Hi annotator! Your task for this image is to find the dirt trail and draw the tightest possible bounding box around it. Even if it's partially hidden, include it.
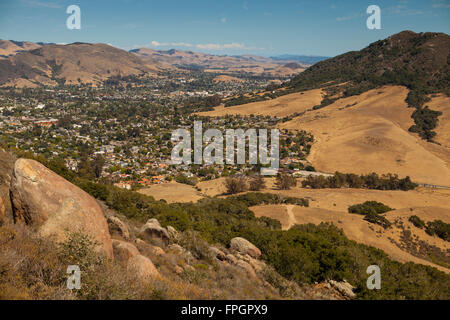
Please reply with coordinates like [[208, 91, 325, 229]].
[[285, 205, 296, 229]]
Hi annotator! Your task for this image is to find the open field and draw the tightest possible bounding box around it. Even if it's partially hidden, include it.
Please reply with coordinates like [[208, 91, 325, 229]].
[[213, 75, 244, 83], [138, 181, 203, 203], [197, 88, 323, 118]]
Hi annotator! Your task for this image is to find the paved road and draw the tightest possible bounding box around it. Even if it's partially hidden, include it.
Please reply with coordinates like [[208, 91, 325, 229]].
[[417, 183, 450, 190]]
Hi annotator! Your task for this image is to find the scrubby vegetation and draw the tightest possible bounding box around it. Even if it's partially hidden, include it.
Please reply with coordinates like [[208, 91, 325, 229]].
[[74, 180, 448, 299], [249, 174, 266, 191], [302, 172, 417, 191], [224, 176, 248, 194], [175, 174, 198, 186], [362, 212, 392, 229], [409, 216, 450, 242], [424, 220, 450, 242], [4, 153, 449, 299], [0, 225, 301, 300], [348, 201, 393, 229], [409, 106, 443, 140], [348, 201, 393, 215], [409, 215, 426, 229], [275, 172, 297, 190]]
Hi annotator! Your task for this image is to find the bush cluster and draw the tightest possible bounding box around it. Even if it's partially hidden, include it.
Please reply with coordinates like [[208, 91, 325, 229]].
[[302, 172, 417, 191]]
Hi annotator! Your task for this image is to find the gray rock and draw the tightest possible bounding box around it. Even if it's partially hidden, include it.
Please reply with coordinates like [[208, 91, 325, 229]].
[[328, 280, 356, 298], [139, 218, 169, 244], [107, 216, 130, 240], [230, 237, 261, 258]]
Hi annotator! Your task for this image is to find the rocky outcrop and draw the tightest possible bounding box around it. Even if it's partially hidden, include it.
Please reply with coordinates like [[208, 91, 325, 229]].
[[112, 239, 140, 265], [209, 247, 226, 261], [139, 218, 170, 244], [167, 226, 179, 240], [127, 254, 161, 280], [112, 239, 161, 280], [9, 158, 113, 259], [230, 237, 261, 258], [107, 216, 130, 240], [168, 244, 194, 264], [0, 148, 15, 225], [326, 280, 356, 299], [0, 197, 6, 226]]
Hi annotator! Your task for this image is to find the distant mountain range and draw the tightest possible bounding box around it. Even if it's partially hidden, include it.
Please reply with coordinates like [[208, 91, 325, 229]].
[[270, 54, 330, 65], [0, 40, 309, 87]]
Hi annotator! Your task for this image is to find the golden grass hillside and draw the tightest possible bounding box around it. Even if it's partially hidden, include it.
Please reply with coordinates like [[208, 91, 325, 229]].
[[198, 88, 323, 118], [251, 203, 450, 273], [248, 184, 450, 273], [279, 86, 450, 186], [138, 181, 203, 203]]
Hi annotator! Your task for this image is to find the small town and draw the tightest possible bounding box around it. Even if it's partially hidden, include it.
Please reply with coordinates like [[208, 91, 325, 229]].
[[0, 71, 313, 191]]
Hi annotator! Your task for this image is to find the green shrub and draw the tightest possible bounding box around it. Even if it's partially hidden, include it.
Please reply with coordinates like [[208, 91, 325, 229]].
[[425, 220, 450, 242], [348, 201, 393, 215], [409, 215, 426, 229], [363, 212, 392, 229]]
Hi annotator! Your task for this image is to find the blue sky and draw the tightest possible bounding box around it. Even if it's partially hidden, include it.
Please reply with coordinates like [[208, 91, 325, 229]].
[[0, 0, 449, 56]]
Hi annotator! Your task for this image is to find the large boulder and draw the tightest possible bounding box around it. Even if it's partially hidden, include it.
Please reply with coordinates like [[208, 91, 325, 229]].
[[0, 197, 6, 226], [230, 237, 261, 259], [112, 239, 140, 265], [107, 216, 130, 240], [139, 218, 170, 244], [0, 149, 15, 225], [10, 158, 113, 258], [127, 254, 161, 280]]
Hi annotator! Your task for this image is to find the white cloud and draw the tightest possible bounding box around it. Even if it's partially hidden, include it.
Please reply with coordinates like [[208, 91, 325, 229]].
[[171, 42, 193, 47], [134, 41, 262, 52], [21, 0, 62, 9], [151, 41, 169, 47], [196, 43, 245, 50]]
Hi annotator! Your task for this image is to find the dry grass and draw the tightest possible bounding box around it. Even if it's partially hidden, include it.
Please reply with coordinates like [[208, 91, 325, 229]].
[[138, 182, 203, 203], [279, 86, 450, 185], [250, 187, 450, 274], [197, 88, 323, 118]]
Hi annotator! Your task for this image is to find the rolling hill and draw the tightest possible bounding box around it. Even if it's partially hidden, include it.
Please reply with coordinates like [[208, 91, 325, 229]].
[[130, 47, 306, 77], [0, 40, 44, 58], [0, 41, 308, 87], [0, 42, 165, 87], [273, 31, 449, 141], [200, 31, 450, 186], [286, 31, 449, 94]]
